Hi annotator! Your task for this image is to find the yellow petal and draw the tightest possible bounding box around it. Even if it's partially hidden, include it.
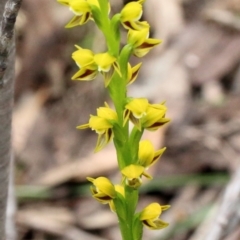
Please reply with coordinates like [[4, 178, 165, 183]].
[[114, 184, 125, 197], [76, 123, 89, 129], [72, 48, 95, 68], [140, 203, 162, 220], [133, 38, 162, 58], [121, 2, 142, 22], [89, 116, 113, 131], [143, 219, 169, 230], [92, 177, 115, 198], [138, 140, 155, 167], [122, 20, 149, 31], [141, 103, 170, 130], [71, 67, 98, 80], [57, 0, 70, 6], [65, 16, 84, 28], [94, 128, 113, 152], [121, 164, 145, 179], [125, 98, 148, 119], [127, 62, 142, 85], [97, 107, 118, 121], [87, 176, 116, 202], [69, 0, 91, 15], [151, 147, 166, 167], [94, 53, 116, 72], [127, 28, 149, 47], [87, 0, 99, 8]]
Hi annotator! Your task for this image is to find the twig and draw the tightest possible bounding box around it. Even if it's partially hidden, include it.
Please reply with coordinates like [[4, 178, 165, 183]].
[[204, 9, 240, 31], [0, 0, 22, 88], [204, 166, 240, 240]]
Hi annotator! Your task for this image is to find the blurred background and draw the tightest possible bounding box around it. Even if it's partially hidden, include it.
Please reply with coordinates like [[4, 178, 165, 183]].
[[12, 0, 240, 239]]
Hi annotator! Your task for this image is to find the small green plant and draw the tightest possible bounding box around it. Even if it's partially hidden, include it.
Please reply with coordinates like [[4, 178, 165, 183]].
[[57, 0, 171, 239]]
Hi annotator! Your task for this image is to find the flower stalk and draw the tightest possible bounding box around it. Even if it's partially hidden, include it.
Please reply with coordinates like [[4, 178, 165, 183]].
[[57, 0, 171, 239]]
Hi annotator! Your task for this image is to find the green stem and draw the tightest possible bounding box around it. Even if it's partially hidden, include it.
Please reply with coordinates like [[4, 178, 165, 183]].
[[96, 3, 141, 239]]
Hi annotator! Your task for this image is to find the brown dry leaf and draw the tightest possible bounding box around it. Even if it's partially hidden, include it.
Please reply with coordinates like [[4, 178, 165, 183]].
[[17, 206, 105, 240], [13, 89, 49, 155], [35, 145, 118, 186], [144, 0, 184, 44]]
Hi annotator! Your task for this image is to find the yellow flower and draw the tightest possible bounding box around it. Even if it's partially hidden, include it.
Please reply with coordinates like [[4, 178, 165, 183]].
[[57, 0, 96, 28], [77, 103, 118, 152], [94, 52, 121, 86], [72, 46, 98, 80], [72, 46, 95, 68], [127, 62, 142, 85], [141, 103, 170, 131], [137, 140, 166, 178], [127, 28, 162, 57], [124, 100, 170, 131], [121, 164, 145, 188], [140, 203, 170, 230], [72, 47, 120, 86], [87, 176, 116, 204], [138, 140, 166, 168], [120, 1, 149, 30], [123, 98, 148, 129]]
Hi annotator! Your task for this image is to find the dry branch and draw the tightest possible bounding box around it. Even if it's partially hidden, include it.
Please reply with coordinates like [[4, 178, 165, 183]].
[[204, 166, 240, 240], [0, 0, 22, 239], [0, 0, 22, 87]]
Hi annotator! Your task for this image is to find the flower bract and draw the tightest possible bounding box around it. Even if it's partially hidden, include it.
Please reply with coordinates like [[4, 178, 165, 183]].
[[87, 176, 116, 204], [140, 203, 170, 230]]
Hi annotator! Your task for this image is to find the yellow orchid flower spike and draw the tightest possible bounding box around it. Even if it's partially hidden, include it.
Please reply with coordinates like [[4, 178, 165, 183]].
[[127, 28, 162, 57], [58, 0, 171, 237], [87, 176, 116, 204]]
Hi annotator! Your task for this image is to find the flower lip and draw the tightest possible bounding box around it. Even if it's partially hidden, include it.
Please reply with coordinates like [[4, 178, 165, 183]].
[[121, 164, 145, 179], [94, 53, 116, 71]]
